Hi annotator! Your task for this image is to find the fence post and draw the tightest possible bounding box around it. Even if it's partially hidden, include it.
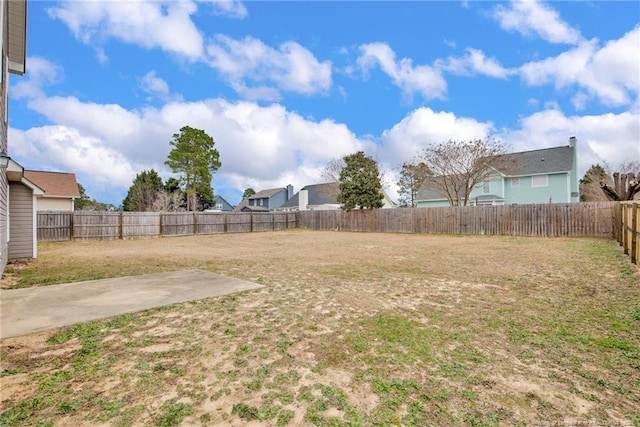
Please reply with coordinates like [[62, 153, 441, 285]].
[[631, 203, 638, 264], [193, 212, 197, 235], [622, 204, 629, 255], [250, 213, 254, 232], [223, 213, 228, 233], [119, 212, 124, 239], [70, 211, 75, 241]]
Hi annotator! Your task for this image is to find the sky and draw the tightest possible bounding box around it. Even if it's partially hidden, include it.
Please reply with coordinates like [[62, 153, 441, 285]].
[[7, 0, 640, 207]]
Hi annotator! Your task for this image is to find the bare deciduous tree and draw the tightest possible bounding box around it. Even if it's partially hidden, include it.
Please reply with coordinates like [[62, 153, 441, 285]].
[[419, 138, 510, 206], [321, 158, 346, 182], [152, 190, 186, 212], [397, 161, 431, 207]]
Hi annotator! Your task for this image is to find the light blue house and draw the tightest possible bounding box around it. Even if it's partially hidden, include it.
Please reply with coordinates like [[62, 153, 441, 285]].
[[417, 137, 579, 207]]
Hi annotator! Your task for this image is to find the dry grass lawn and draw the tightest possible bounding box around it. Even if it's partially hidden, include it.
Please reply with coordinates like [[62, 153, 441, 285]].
[[1, 230, 639, 426]]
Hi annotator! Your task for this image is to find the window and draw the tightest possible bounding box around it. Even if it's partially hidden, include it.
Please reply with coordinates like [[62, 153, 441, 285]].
[[511, 178, 520, 188], [482, 181, 490, 194], [532, 175, 548, 187]]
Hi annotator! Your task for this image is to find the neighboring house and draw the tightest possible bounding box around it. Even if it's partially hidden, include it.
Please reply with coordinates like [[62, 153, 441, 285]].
[[208, 195, 234, 212], [1, 0, 33, 271], [23, 170, 80, 211], [278, 182, 396, 211], [232, 185, 293, 212], [417, 137, 579, 207]]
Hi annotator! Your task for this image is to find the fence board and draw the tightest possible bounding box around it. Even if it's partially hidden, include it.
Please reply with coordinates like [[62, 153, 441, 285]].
[[194, 213, 226, 235], [122, 212, 161, 239], [619, 202, 639, 265], [73, 212, 121, 240], [37, 211, 71, 241], [37, 203, 620, 244], [298, 202, 616, 238]]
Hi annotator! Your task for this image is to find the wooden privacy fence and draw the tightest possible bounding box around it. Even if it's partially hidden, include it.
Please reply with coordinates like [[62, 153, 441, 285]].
[[38, 202, 618, 241], [37, 211, 298, 241], [618, 202, 639, 265], [298, 202, 617, 238]]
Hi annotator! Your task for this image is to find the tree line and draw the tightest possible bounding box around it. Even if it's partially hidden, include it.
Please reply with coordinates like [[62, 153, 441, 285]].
[[76, 130, 638, 212], [73, 126, 221, 212], [331, 138, 510, 211]]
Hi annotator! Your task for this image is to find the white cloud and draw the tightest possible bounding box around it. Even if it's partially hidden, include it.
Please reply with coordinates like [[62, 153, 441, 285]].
[[498, 109, 640, 177], [379, 107, 495, 168], [12, 94, 367, 205], [357, 42, 447, 101], [436, 48, 514, 79], [11, 57, 63, 99], [12, 89, 639, 206], [206, 35, 333, 100], [47, 2, 332, 102], [520, 26, 640, 107], [140, 70, 184, 102], [493, 0, 583, 45], [9, 126, 139, 188], [48, 1, 204, 60], [204, 0, 248, 19]]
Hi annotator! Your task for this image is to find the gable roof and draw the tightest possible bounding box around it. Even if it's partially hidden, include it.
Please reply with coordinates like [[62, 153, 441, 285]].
[[491, 145, 574, 176], [279, 182, 340, 209], [23, 170, 80, 198], [213, 195, 234, 209], [248, 187, 287, 200], [416, 177, 453, 201], [232, 187, 287, 212], [417, 144, 576, 201]]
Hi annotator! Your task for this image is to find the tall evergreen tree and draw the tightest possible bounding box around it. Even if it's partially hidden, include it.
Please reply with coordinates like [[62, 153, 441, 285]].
[[337, 151, 384, 211], [165, 126, 221, 211], [122, 169, 164, 211], [242, 188, 256, 199], [74, 183, 92, 211]]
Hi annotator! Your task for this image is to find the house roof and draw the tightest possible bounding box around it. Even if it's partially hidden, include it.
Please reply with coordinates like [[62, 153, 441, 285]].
[[241, 205, 270, 212], [248, 187, 286, 200], [491, 145, 574, 176], [416, 177, 462, 201], [23, 170, 80, 198], [417, 144, 575, 201], [279, 182, 340, 209], [213, 195, 234, 208], [233, 187, 288, 212], [7, 0, 27, 75]]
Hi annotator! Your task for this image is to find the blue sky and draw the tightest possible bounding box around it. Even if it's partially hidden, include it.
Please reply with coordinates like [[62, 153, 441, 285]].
[[8, 0, 640, 206]]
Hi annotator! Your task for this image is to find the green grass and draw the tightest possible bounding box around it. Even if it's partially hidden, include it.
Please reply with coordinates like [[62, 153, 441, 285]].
[[1, 232, 639, 425]]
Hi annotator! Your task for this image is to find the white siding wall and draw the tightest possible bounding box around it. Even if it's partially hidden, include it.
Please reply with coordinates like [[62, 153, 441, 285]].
[[8, 182, 33, 259]]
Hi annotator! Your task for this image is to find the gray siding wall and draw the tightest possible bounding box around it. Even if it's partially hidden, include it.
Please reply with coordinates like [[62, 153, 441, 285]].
[[269, 191, 288, 210], [8, 182, 33, 260]]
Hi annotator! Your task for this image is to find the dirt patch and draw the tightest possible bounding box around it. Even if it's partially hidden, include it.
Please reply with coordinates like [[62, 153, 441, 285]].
[[1, 231, 638, 426]]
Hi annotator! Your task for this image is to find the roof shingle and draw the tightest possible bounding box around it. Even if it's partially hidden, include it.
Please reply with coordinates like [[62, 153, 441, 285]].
[[23, 170, 80, 198]]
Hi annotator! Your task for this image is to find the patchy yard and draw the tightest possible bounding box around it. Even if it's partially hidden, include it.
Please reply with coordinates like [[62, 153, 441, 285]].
[[1, 230, 639, 426]]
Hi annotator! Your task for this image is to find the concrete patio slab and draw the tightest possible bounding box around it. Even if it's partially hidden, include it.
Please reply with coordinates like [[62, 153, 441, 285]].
[[0, 269, 263, 339]]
